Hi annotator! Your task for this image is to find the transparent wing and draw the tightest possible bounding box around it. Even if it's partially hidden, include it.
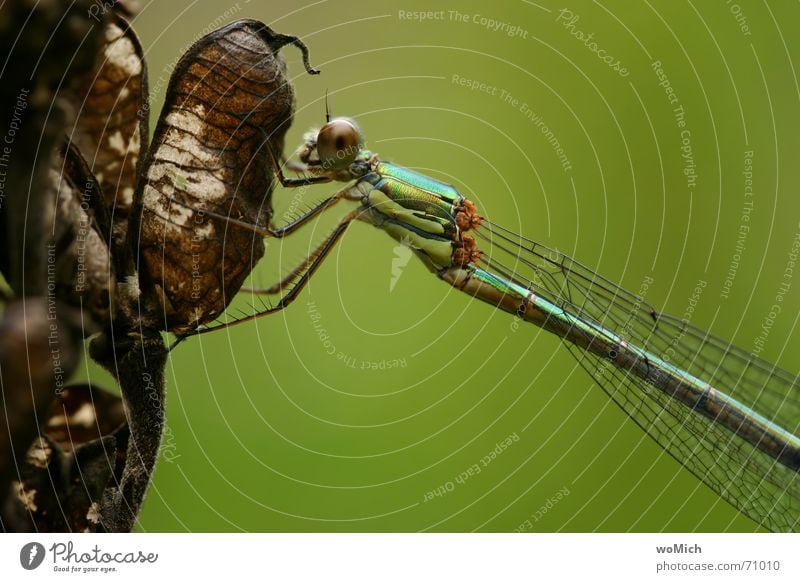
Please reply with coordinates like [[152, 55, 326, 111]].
[[477, 222, 800, 531]]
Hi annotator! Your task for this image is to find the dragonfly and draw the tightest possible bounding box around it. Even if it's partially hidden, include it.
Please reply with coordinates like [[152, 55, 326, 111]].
[[173, 114, 800, 532]]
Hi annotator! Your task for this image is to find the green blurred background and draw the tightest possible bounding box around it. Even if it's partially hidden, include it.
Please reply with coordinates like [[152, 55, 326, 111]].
[[79, 0, 800, 531]]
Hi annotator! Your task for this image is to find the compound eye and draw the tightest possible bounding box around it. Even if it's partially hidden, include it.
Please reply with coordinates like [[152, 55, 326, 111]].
[[317, 118, 362, 170]]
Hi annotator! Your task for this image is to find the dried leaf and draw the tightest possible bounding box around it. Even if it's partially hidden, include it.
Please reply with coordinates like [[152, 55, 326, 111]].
[[51, 145, 115, 328], [70, 12, 148, 220], [44, 384, 126, 451], [4, 384, 126, 532], [138, 19, 306, 333]]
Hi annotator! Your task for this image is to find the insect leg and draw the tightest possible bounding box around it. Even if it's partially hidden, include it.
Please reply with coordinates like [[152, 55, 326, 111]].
[[268, 140, 329, 188], [165, 181, 358, 239], [173, 208, 362, 342]]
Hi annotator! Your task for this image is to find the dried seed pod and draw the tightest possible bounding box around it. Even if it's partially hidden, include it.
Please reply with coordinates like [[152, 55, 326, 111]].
[[137, 19, 315, 334], [0, 0, 104, 295], [5, 384, 127, 532], [0, 0, 106, 532], [49, 146, 115, 328], [0, 297, 85, 495], [44, 383, 126, 449], [69, 11, 148, 222]]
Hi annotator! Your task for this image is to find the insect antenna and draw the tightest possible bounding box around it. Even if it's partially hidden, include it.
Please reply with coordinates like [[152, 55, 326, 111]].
[[325, 89, 331, 123]]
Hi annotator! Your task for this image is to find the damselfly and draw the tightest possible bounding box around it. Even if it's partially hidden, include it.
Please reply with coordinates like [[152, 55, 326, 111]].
[[175, 115, 800, 532]]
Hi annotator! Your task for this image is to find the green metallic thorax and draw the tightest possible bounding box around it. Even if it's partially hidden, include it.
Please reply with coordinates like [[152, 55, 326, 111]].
[[372, 161, 463, 205], [364, 161, 463, 234], [355, 160, 465, 271]]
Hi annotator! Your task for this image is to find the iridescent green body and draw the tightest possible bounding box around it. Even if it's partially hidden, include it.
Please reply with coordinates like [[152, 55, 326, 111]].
[[351, 159, 464, 271], [178, 113, 799, 529], [196, 113, 798, 531], [440, 265, 800, 472], [353, 158, 799, 476], [370, 160, 463, 209], [331, 150, 800, 528]]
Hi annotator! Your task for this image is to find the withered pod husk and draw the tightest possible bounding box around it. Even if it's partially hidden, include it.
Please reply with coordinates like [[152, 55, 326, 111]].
[[137, 19, 302, 334], [69, 11, 148, 224], [7, 384, 127, 532]]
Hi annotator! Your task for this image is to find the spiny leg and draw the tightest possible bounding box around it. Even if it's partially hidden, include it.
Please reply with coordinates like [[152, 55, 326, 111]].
[[240, 221, 335, 295], [270, 191, 347, 237], [263, 144, 347, 235], [268, 138, 329, 188], [166, 182, 356, 239], [222, 189, 357, 293], [174, 208, 363, 344], [240, 260, 307, 296]]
